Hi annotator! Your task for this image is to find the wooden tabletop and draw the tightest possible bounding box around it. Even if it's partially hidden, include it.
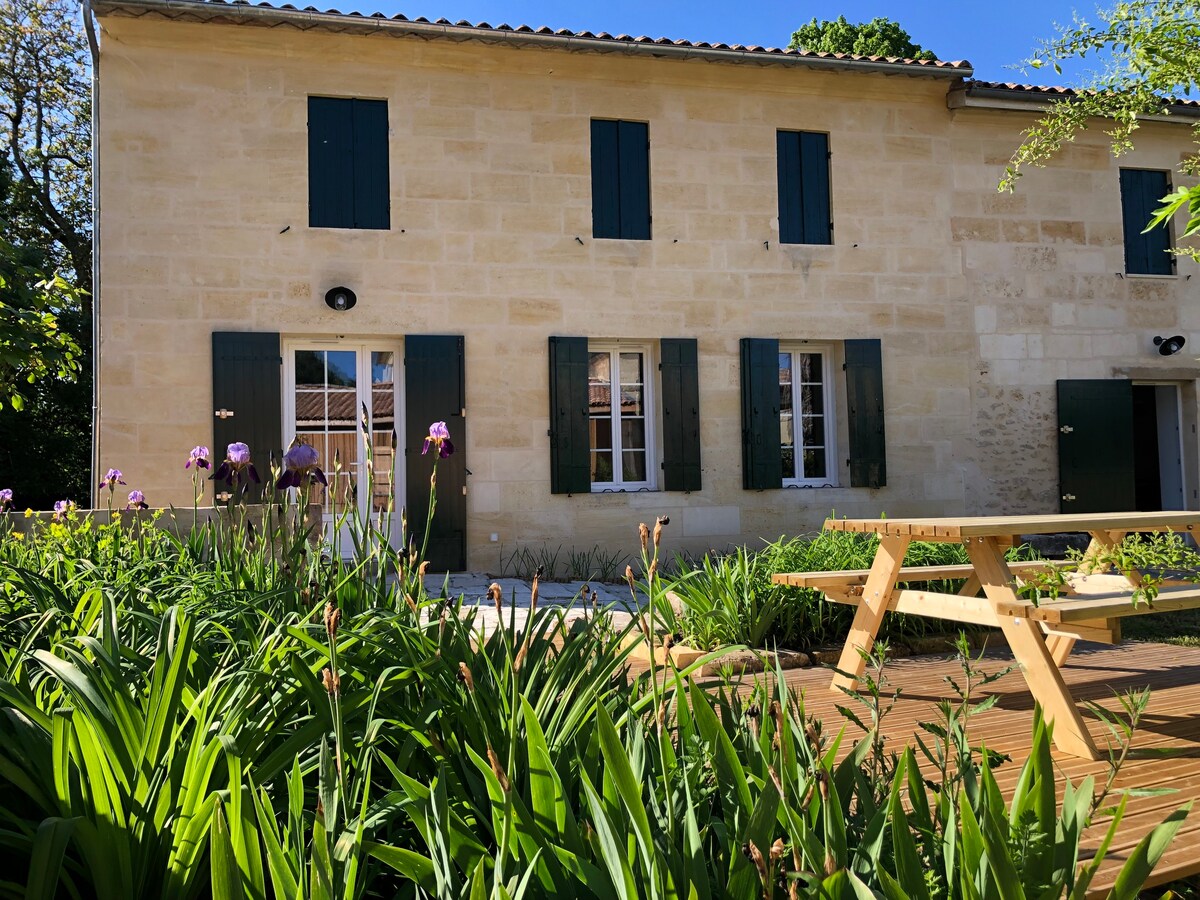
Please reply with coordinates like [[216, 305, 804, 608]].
[[823, 511, 1200, 540]]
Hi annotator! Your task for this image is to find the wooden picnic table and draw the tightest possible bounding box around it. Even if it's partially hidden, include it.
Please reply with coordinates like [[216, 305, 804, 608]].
[[771, 511, 1200, 759]]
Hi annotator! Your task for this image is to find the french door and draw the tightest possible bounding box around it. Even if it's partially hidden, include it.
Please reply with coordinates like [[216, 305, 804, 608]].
[[284, 341, 403, 546]]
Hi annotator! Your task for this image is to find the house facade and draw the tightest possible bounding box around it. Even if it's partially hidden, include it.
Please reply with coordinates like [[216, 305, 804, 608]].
[[91, 0, 1200, 570]]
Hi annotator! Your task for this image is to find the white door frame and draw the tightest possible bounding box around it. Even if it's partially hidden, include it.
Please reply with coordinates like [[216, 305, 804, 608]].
[[282, 338, 405, 546]]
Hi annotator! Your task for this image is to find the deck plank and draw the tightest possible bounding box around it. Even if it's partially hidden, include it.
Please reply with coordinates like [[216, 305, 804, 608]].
[[635, 641, 1200, 896]]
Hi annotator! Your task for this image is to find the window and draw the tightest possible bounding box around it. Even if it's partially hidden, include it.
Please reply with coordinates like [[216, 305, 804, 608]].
[[779, 345, 837, 485], [590, 119, 651, 240], [1120, 169, 1174, 275], [588, 344, 654, 489], [777, 130, 832, 245], [308, 96, 390, 230], [741, 338, 886, 490], [548, 337, 700, 494]]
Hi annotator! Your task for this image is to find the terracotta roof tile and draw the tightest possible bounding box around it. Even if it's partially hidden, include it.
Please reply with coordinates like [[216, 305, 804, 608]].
[[92, 0, 973, 73], [968, 80, 1200, 110]]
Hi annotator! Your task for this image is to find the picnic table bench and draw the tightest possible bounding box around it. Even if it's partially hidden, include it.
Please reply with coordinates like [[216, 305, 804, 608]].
[[771, 512, 1200, 759]]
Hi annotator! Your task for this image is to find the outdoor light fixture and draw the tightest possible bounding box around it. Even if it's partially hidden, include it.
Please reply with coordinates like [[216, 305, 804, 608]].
[[324, 286, 357, 312], [1154, 335, 1187, 356]]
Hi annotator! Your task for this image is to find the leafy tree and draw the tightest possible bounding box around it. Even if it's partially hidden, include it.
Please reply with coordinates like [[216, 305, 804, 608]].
[[0, 234, 81, 410], [0, 0, 91, 505], [0, 0, 92, 284], [788, 16, 937, 61], [1001, 0, 1199, 260]]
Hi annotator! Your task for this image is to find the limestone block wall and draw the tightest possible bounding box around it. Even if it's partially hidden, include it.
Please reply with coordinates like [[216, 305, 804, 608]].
[[95, 15, 1199, 569]]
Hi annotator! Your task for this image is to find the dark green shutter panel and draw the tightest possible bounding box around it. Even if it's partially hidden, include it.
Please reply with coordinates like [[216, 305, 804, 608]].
[[844, 339, 886, 488], [1120, 169, 1172, 275], [799, 131, 832, 245], [660, 338, 701, 492], [740, 338, 782, 490], [212, 331, 282, 503], [777, 131, 802, 244], [590, 120, 621, 239], [351, 99, 390, 230], [308, 97, 355, 229], [548, 336, 590, 494], [405, 335, 466, 571], [617, 120, 651, 240], [1057, 380, 1135, 513]]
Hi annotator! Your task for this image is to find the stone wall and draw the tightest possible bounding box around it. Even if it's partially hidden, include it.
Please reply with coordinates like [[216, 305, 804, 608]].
[[95, 15, 1200, 569]]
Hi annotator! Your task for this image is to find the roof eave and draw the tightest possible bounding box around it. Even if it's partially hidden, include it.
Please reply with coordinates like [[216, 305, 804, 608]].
[[90, 0, 974, 79], [949, 82, 1200, 122]]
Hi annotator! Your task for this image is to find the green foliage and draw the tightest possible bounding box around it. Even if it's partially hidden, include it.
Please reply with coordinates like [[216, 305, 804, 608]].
[[0, 438, 1188, 896], [1001, 0, 1200, 261], [0, 236, 82, 410], [788, 15, 937, 61], [498, 542, 630, 584], [664, 528, 1042, 650]]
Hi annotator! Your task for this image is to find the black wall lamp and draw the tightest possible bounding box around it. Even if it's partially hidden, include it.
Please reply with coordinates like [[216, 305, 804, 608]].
[[324, 286, 357, 312], [1154, 334, 1186, 356]]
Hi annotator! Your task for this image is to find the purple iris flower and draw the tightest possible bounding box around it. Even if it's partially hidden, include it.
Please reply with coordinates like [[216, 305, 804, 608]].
[[212, 441, 261, 487], [52, 500, 76, 522], [0, 488, 11, 510], [100, 468, 126, 492], [126, 490, 149, 510], [276, 443, 328, 490], [186, 446, 211, 470], [422, 421, 455, 458]]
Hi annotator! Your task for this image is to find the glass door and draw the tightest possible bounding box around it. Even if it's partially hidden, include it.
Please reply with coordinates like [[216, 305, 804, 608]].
[[285, 342, 402, 548]]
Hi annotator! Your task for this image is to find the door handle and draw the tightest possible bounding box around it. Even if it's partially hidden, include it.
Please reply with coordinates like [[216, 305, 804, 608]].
[[215, 408, 235, 419], [1059, 425, 1073, 434], [1061, 493, 1076, 502]]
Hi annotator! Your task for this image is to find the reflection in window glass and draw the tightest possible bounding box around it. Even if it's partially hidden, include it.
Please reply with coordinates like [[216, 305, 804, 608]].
[[589, 347, 649, 487], [779, 349, 830, 483]]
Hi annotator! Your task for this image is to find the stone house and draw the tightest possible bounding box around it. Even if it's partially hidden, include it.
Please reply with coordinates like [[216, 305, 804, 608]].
[[89, 0, 1200, 570]]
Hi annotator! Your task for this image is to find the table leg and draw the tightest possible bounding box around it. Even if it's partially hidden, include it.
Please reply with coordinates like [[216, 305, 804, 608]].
[[966, 536, 1100, 760], [1045, 633, 1076, 667], [831, 535, 910, 692]]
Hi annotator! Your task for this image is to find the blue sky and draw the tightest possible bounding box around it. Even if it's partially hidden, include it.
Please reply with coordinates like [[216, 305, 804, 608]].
[[361, 0, 1106, 84]]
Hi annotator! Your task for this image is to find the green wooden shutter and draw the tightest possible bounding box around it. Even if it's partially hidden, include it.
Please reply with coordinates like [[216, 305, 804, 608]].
[[799, 132, 832, 245], [405, 335, 466, 571], [660, 338, 701, 492], [308, 97, 355, 229], [777, 131, 802, 244], [1057, 380, 1135, 513], [617, 120, 651, 240], [351, 99, 390, 230], [1120, 169, 1172, 275], [740, 338, 782, 490], [211, 331, 282, 503], [844, 339, 886, 488], [548, 336, 590, 494], [590, 120, 621, 239]]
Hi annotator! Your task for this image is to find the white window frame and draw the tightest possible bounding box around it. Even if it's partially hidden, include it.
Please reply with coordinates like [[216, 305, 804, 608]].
[[587, 340, 657, 492], [780, 342, 839, 488], [282, 338, 405, 544]]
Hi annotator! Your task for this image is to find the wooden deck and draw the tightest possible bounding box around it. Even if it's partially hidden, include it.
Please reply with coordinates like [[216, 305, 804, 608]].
[[695, 641, 1200, 895]]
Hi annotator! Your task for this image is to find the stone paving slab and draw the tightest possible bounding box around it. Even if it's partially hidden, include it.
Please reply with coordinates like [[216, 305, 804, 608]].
[[423, 573, 648, 610]]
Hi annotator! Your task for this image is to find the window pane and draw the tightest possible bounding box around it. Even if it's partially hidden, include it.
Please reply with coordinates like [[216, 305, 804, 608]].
[[326, 351, 357, 387], [621, 418, 646, 451], [619, 352, 643, 386], [622, 450, 647, 482], [798, 352, 822, 385], [803, 449, 827, 480], [620, 385, 643, 418], [591, 451, 614, 483], [781, 447, 796, 481], [800, 383, 823, 415], [802, 414, 825, 447], [589, 351, 610, 384], [589, 417, 612, 451]]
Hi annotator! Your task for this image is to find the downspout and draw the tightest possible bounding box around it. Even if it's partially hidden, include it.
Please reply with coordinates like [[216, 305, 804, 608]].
[[82, 0, 100, 509]]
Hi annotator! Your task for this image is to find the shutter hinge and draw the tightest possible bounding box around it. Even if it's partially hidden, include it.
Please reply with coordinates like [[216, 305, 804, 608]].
[[462, 486, 467, 496], [461, 407, 466, 418], [826, 150, 832, 159], [215, 408, 235, 419], [1059, 425, 1074, 434]]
